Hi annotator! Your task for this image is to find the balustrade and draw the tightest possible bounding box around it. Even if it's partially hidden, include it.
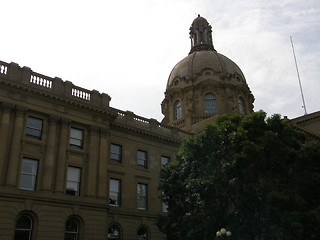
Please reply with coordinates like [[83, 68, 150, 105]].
[[0, 62, 8, 75], [0, 60, 110, 108], [71, 87, 91, 100], [30, 74, 52, 88], [114, 110, 189, 139]]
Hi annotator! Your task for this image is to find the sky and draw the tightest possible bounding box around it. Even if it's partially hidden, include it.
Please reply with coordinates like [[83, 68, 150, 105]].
[[1, 0, 319, 121]]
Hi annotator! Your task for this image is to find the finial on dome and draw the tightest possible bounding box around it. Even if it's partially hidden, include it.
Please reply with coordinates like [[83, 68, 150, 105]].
[[189, 15, 215, 54]]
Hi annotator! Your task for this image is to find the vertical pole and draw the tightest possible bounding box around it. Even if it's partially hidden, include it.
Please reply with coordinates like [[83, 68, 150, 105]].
[[290, 36, 307, 115]]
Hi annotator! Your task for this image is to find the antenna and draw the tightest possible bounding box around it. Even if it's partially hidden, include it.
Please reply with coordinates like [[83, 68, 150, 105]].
[[290, 36, 307, 115]]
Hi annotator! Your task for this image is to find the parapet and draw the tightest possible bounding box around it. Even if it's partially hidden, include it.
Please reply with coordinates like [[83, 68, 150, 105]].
[[0, 60, 111, 108]]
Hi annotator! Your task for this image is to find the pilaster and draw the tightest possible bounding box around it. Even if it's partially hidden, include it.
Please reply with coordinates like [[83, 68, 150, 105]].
[[41, 115, 58, 191], [54, 119, 69, 193], [5, 106, 26, 187], [0, 103, 14, 185], [97, 127, 109, 198], [85, 125, 99, 197]]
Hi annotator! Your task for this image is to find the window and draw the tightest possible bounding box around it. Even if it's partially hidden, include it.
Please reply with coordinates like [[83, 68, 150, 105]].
[[204, 93, 217, 113], [137, 183, 148, 210], [14, 215, 33, 240], [137, 150, 147, 168], [69, 128, 83, 149], [66, 167, 81, 196], [109, 179, 121, 206], [174, 100, 182, 120], [137, 227, 148, 240], [238, 97, 246, 115], [161, 156, 170, 166], [26, 116, 43, 140], [108, 225, 121, 240], [110, 144, 122, 162], [65, 218, 80, 240], [162, 192, 168, 213], [19, 158, 38, 191]]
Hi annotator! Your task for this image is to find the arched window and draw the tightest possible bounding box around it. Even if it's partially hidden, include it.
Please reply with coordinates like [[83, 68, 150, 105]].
[[204, 93, 217, 114], [137, 227, 148, 240], [238, 97, 246, 115], [14, 215, 33, 240], [173, 100, 182, 120], [65, 218, 80, 240], [108, 225, 121, 240]]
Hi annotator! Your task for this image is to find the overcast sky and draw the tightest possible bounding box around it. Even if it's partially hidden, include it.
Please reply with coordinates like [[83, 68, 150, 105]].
[[1, 0, 319, 121]]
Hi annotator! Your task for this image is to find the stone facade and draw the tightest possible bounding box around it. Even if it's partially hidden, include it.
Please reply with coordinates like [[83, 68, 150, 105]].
[[0, 60, 189, 240]]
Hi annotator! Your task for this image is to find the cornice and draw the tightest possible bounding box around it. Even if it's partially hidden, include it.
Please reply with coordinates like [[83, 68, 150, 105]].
[[110, 121, 186, 145]]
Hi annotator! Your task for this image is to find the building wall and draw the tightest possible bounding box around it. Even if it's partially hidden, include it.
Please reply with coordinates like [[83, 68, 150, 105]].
[[0, 60, 189, 240], [287, 111, 320, 138]]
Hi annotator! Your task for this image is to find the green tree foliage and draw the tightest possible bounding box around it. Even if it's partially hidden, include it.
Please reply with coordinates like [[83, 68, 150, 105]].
[[158, 111, 320, 240]]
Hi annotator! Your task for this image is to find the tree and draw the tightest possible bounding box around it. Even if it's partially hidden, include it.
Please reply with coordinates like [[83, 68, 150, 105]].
[[158, 111, 320, 240]]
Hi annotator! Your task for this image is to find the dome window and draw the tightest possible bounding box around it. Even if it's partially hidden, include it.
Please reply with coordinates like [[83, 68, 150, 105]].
[[238, 97, 246, 115], [174, 100, 182, 120], [204, 93, 217, 114]]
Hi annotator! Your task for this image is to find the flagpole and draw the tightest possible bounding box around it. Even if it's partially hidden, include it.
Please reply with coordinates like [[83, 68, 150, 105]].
[[290, 36, 307, 115]]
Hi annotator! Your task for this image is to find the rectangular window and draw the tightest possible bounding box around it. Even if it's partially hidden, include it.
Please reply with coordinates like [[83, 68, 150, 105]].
[[110, 144, 122, 162], [161, 156, 170, 166], [137, 183, 148, 210], [66, 166, 81, 196], [26, 116, 43, 140], [162, 192, 169, 213], [109, 179, 121, 206], [19, 158, 38, 191], [69, 128, 83, 149], [137, 150, 147, 168]]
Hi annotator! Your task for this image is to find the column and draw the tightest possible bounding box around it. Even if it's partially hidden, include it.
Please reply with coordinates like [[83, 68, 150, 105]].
[[41, 115, 58, 191], [97, 127, 109, 198], [85, 126, 99, 197], [54, 119, 69, 193], [6, 106, 26, 187], [0, 103, 13, 185]]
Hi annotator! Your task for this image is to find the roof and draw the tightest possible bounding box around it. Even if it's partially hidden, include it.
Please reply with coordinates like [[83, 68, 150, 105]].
[[167, 50, 246, 88]]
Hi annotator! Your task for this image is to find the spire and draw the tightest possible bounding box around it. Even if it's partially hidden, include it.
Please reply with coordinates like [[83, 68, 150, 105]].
[[189, 14, 215, 54]]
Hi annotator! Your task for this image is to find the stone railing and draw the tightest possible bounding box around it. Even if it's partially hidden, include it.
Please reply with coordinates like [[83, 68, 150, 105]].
[[172, 118, 186, 129], [0, 60, 111, 108], [192, 114, 215, 125], [114, 109, 190, 139]]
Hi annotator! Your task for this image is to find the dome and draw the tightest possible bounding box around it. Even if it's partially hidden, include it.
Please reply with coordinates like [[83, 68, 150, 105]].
[[161, 15, 254, 133], [167, 50, 246, 89]]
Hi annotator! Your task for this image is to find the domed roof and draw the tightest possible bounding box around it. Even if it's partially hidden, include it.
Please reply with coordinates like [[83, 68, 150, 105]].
[[167, 50, 246, 88]]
